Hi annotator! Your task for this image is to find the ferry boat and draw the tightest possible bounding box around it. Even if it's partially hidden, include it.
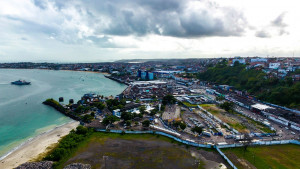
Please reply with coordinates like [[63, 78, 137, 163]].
[[11, 80, 31, 85]]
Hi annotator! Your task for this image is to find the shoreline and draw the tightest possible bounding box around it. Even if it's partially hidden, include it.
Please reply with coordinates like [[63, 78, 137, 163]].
[[0, 68, 110, 75], [0, 121, 79, 169]]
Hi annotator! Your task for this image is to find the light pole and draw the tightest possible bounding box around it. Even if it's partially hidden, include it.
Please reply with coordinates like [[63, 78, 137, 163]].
[[103, 156, 108, 169]]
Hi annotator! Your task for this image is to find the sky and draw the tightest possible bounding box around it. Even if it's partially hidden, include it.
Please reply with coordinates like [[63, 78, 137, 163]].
[[0, 0, 299, 62]]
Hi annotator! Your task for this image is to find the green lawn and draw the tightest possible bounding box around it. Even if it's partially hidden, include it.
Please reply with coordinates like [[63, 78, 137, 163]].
[[223, 144, 300, 169]]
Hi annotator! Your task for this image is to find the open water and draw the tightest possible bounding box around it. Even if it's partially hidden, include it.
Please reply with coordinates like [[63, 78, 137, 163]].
[[0, 69, 126, 158]]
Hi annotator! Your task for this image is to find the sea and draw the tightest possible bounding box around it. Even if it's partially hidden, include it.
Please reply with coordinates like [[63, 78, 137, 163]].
[[0, 69, 126, 159]]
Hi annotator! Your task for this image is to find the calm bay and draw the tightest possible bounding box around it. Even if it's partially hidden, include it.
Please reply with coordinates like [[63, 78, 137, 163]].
[[0, 69, 126, 158]]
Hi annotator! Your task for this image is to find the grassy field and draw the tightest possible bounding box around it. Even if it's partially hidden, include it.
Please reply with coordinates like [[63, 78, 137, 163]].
[[182, 101, 198, 107], [223, 144, 300, 169], [200, 104, 273, 133], [200, 104, 249, 133], [52, 132, 229, 169], [200, 104, 225, 115]]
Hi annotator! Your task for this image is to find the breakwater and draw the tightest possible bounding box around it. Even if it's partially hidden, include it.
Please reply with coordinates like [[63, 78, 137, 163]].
[[42, 99, 80, 121], [104, 75, 129, 85]]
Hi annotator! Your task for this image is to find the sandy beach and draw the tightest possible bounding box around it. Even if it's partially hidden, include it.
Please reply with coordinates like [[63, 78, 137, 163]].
[[0, 121, 79, 169]]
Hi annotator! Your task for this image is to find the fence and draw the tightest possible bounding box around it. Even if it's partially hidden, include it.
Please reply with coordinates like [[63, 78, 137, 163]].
[[215, 146, 238, 169], [95, 129, 212, 148], [216, 139, 300, 149], [95, 129, 300, 169]]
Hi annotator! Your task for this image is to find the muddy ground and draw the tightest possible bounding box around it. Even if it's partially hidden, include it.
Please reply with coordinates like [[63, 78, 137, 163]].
[[64, 134, 230, 169]]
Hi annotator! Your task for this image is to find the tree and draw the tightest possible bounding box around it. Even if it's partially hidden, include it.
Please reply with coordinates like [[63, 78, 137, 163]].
[[162, 95, 176, 105], [220, 101, 234, 112], [142, 120, 150, 127], [81, 114, 94, 123], [191, 126, 203, 135], [125, 120, 131, 126], [91, 112, 95, 117], [93, 102, 105, 110], [76, 125, 88, 135], [139, 106, 146, 114], [121, 112, 133, 121], [173, 121, 181, 129], [102, 115, 120, 126], [150, 109, 158, 116], [241, 133, 253, 155], [216, 96, 225, 101], [179, 122, 186, 130]]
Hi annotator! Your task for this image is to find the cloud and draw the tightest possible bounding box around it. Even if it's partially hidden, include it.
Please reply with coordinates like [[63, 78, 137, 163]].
[[33, 0, 47, 9], [272, 12, 287, 27], [0, 0, 298, 62], [21, 37, 28, 41], [27, 0, 247, 39], [93, 0, 248, 38], [272, 12, 289, 36], [255, 12, 289, 38], [255, 30, 271, 38]]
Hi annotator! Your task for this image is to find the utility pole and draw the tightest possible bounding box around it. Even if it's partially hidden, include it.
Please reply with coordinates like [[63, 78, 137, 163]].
[[103, 156, 108, 169]]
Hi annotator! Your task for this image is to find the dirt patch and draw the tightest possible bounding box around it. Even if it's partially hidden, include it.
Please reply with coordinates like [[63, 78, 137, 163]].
[[226, 152, 256, 169], [64, 135, 230, 169]]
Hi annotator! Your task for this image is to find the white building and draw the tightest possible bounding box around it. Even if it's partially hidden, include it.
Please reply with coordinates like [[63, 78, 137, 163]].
[[269, 62, 280, 69], [232, 58, 246, 65], [251, 58, 268, 63]]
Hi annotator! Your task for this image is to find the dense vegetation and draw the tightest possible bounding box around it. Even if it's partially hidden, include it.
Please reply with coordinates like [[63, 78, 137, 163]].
[[198, 62, 300, 109], [43, 99, 66, 113], [106, 98, 126, 111], [162, 95, 177, 105], [43, 126, 93, 168]]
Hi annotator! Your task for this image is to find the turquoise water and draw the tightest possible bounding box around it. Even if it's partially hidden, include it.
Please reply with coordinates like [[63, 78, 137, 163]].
[[0, 69, 126, 158]]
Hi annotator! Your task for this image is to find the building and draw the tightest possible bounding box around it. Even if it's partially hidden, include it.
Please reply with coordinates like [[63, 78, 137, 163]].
[[148, 72, 154, 80], [231, 57, 246, 66], [251, 58, 268, 63], [269, 62, 281, 69], [137, 70, 154, 80]]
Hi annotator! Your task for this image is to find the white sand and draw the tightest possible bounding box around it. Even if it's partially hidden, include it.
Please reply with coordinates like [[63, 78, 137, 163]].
[[0, 121, 79, 169]]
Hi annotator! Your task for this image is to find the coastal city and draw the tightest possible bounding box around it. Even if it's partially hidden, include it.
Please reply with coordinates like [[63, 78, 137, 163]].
[[1, 0, 300, 169], [1, 57, 300, 169], [2, 57, 300, 143]]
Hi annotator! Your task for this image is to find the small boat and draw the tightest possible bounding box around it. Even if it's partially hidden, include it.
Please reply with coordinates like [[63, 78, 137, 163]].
[[11, 80, 31, 85]]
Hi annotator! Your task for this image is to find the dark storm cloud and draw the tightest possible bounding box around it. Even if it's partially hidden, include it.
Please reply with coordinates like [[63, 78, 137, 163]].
[[113, 0, 245, 37], [48, 0, 248, 38]]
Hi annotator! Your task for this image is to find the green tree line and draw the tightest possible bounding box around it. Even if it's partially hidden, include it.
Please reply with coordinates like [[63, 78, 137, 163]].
[[198, 63, 300, 109]]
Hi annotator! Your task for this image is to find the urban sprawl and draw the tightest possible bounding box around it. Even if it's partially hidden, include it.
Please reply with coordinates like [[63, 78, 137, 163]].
[[2, 57, 300, 146]]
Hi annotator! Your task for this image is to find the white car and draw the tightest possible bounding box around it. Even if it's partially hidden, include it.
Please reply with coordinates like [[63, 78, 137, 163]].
[[291, 132, 296, 135]]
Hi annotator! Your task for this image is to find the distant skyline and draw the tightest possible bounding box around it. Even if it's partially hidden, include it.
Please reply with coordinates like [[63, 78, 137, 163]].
[[0, 0, 299, 62]]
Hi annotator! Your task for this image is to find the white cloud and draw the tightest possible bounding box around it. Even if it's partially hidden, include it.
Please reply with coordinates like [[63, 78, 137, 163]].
[[0, 0, 299, 62]]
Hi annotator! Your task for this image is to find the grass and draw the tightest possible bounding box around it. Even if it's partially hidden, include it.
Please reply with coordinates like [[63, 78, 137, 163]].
[[200, 104, 249, 132], [223, 144, 300, 169], [200, 104, 224, 115], [200, 104, 273, 133], [56, 132, 217, 169], [182, 101, 198, 107], [236, 113, 274, 133], [49, 132, 216, 169]]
